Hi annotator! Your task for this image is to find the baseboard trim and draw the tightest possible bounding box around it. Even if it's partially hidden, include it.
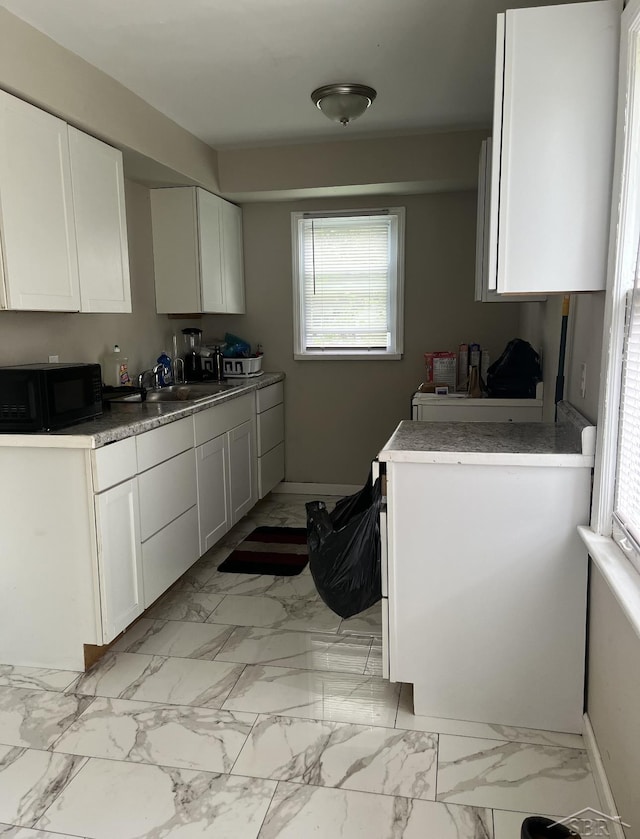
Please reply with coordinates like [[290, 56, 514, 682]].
[[271, 482, 360, 496], [583, 713, 626, 838]]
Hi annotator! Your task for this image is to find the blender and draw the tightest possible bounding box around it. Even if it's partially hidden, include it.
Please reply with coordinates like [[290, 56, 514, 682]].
[[181, 327, 204, 381]]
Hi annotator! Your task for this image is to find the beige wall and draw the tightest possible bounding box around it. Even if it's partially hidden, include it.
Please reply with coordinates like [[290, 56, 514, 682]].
[[218, 131, 486, 200], [587, 565, 640, 837], [0, 180, 183, 376], [0, 8, 219, 191], [566, 293, 606, 424], [204, 192, 521, 485], [518, 291, 605, 423]]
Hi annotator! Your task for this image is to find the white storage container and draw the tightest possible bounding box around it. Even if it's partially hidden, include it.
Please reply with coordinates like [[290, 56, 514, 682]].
[[223, 356, 263, 377]]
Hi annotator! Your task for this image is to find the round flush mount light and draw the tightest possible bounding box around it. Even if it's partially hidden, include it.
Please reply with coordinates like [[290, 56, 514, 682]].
[[311, 83, 377, 126]]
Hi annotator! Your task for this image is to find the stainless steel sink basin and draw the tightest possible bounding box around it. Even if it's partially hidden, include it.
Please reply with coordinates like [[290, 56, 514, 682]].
[[145, 383, 235, 402], [113, 383, 236, 403]]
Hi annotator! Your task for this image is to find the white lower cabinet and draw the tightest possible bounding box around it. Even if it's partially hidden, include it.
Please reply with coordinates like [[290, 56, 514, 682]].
[[194, 394, 257, 539], [229, 419, 257, 524], [137, 448, 198, 542], [142, 506, 199, 607], [0, 383, 282, 670], [136, 439, 198, 602], [382, 457, 591, 733], [256, 383, 285, 498], [196, 433, 230, 555], [94, 478, 143, 644]]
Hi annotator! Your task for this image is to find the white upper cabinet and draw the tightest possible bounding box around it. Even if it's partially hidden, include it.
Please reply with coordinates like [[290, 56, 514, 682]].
[[220, 199, 245, 314], [69, 127, 131, 313], [488, 1, 618, 295], [0, 90, 80, 311], [475, 138, 545, 302], [151, 186, 246, 314]]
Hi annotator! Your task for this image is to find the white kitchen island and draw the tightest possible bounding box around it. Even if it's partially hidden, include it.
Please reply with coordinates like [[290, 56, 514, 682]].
[[377, 401, 595, 734]]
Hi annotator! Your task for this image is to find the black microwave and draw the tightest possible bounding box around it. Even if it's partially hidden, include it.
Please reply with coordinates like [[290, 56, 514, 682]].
[[0, 363, 103, 432]]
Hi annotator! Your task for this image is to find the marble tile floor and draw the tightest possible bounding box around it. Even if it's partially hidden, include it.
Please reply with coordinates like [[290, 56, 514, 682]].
[[0, 493, 603, 838]]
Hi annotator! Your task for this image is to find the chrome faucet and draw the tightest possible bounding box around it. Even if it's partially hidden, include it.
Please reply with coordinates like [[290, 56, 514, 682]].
[[137, 369, 154, 390], [152, 363, 164, 389]]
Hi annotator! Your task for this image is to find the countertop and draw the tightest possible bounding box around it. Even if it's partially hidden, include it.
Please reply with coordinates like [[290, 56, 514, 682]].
[[0, 372, 284, 450], [379, 401, 595, 467]]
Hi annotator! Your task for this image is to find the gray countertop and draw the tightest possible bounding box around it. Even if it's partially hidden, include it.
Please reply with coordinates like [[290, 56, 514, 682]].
[[0, 372, 284, 450], [378, 401, 595, 467]]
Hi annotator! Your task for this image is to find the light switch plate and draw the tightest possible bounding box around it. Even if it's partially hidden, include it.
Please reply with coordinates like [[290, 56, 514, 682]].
[[580, 363, 587, 398]]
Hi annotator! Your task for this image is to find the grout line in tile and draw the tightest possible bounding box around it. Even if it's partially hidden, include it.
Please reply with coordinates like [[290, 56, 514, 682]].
[[254, 773, 280, 838], [227, 711, 261, 777], [46, 696, 98, 753], [29, 752, 90, 832]]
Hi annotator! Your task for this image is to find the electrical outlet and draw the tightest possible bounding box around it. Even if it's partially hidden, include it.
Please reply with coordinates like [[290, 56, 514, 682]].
[[580, 363, 587, 399], [48, 355, 59, 364]]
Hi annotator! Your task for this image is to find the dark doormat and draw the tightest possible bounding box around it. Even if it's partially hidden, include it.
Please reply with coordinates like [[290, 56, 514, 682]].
[[217, 526, 308, 576]]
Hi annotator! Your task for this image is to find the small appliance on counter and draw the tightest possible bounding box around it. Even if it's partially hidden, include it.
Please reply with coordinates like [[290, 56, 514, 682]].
[[181, 327, 204, 381], [0, 362, 103, 431]]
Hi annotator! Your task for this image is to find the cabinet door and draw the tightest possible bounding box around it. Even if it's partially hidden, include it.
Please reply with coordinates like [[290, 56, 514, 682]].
[[68, 128, 131, 313], [94, 479, 143, 643], [478, 138, 545, 303], [228, 419, 257, 524], [220, 199, 245, 314], [150, 188, 201, 313], [137, 448, 197, 542], [197, 188, 225, 312], [196, 434, 230, 555], [493, 2, 617, 294], [0, 90, 80, 311]]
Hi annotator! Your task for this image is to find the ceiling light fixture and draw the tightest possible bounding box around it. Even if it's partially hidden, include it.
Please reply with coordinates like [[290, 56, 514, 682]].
[[311, 83, 377, 127]]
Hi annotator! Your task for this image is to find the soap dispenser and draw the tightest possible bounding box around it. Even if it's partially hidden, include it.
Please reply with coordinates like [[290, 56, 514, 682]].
[[103, 344, 130, 387], [156, 351, 173, 386]]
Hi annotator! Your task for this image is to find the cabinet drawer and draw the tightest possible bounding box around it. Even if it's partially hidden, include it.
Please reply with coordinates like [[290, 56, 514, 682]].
[[257, 403, 284, 456], [194, 393, 254, 446], [91, 437, 136, 492], [258, 442, 284, 499], [256, 382, 283, 413], [142, 505, 199, 607], [136, 417, 194, 473], [138, 449, 197, 541]]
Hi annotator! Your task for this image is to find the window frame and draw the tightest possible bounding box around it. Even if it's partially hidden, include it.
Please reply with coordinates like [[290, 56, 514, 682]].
[[291, 207, 405, 361], [592, 0, 640, 577]]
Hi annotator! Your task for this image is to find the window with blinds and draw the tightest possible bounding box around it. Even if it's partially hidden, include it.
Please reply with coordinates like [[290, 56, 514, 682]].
[[614, 272, 640, 570], [291, 209, 405, 359]]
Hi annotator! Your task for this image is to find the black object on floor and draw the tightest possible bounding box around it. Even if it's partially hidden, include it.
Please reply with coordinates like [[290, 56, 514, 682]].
[[306, 474, 382, 619], [521, 817, 581, 839], [217, 526, 308, 576]]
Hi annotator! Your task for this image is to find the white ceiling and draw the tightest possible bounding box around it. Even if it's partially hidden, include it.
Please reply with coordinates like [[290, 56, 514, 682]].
[[1, 0, 579, 148]]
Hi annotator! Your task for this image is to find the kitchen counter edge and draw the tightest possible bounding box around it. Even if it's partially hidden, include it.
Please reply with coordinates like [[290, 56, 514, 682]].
[[378, 414, 595, 468], [0, 372, 285, 450]]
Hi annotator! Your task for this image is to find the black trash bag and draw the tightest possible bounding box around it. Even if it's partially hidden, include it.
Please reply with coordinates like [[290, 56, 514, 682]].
[[306, 478, 382, 619], [486, 338, 542, 398], [330, 470, 374, 530]]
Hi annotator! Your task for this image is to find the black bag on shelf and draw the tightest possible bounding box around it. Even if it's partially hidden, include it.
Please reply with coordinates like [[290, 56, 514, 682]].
[[486, 338, 542, 398], [306, 477, 382, 619]]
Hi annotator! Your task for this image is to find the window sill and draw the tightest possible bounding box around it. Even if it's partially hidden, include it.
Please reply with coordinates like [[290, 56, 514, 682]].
[[578, 525, 640, 641], [294, 352, 402, 361]]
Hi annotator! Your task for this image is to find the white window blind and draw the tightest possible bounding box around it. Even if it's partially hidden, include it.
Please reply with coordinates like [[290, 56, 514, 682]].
[[614, 259, 640, 555], [292, 209, 404, 359]]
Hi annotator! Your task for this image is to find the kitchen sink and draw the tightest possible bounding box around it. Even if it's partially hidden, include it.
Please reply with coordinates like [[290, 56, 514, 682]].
[[113, 382, 237, 403]]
